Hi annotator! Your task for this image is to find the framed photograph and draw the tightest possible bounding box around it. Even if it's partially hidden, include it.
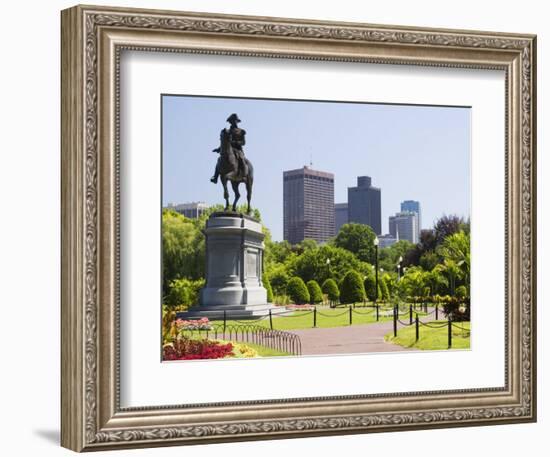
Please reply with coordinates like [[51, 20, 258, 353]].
[[61, 4, 537, 451]]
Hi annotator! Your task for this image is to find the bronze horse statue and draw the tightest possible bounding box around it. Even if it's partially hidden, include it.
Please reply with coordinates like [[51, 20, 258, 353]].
[[216, 128, 254, 213]]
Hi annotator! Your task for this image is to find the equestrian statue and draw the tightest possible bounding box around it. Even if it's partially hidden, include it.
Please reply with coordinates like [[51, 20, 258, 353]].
[[210, 113, 254, 214]]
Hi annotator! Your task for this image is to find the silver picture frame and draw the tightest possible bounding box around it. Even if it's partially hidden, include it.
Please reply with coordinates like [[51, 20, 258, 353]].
[[61, 4, 536, 451]]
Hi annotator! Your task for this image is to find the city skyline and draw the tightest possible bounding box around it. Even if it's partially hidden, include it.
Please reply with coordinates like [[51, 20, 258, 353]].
[[162, 94, 471, 241]]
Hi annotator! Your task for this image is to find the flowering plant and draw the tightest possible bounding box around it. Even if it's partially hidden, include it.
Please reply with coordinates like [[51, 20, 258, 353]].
[[163, 337, 233, 361], [216, 340, 259, 358], [175, 317, 212, 331], [285, 304, 315, 310]]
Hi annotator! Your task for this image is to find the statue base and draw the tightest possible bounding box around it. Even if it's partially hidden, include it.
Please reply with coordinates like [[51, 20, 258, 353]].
[[177, 212, 285, 319]]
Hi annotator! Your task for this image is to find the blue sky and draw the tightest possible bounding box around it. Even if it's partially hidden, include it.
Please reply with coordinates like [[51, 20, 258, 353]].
[[162, 95, 470, 241]]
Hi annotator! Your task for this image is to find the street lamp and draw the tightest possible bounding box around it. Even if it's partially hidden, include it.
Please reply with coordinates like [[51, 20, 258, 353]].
[[397, 255, 403, 281], [373, 237, 379, 305]]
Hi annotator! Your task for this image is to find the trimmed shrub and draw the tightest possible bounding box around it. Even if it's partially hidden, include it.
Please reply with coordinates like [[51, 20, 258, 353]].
[[363, 274, 378, 302], [286, 277, 310, 304], [263, 277, 274, 303], [322, 278, 340, 305], [306, 280, 323, 304], [340, 270, 366, 304], [165, 279, 190, 309], [165, 278, 205, 310], [380, 276, 390, 301]]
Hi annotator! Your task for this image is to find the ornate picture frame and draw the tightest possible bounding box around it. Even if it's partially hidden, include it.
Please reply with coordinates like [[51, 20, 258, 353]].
[[61, 4, 536, 451]]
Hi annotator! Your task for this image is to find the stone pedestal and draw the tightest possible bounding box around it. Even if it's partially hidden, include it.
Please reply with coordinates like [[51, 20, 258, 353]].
[[179, 212, 284, 318]]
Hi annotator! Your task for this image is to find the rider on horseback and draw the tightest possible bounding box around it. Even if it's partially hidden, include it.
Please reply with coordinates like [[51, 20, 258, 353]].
[[210, 113, 248, 183]]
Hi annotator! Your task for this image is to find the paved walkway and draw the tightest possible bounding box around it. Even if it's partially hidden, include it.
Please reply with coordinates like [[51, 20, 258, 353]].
[[287, 310, 437, 356]]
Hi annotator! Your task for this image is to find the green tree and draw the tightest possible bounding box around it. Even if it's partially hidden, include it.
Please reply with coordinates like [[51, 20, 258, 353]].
[[378, 240, 416, 272], [296, 238, 318, 253], [379, 276, 390, 301], [381, 272, 398, 298], [424, 268, 448, 297], [162, 210, 204, 294], [291, 244, 366, 286], [286, 277, 310, 304], [165, 279, 190, 309], [321, 278, 340, 306], [435, 259, 462, 296], [419, 250, 440, 271], [164, 278, 205, 310], [264, 239, 293, 266], [399, 267, 429, 299], [339, 270, 366, 304], [434, 214, 467, 245], [455, 285, 468, 298], [306, 280, 323, 304], [334, 223, 377, 263], [437, 230, 470, 287], [265, 263, 290, 297], [263, 277, 274, 303]]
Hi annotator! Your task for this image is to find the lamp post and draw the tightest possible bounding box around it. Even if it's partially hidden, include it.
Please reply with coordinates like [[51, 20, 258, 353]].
[[397, 255, 403, 281], [374, 237, 379, 305]]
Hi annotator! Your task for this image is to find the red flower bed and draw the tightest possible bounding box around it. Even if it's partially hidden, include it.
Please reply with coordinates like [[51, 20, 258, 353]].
[[163, 337, 234, 361]]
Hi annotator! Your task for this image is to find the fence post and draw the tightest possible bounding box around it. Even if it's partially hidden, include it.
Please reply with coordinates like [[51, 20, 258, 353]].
[[223, 310, 227, 335], [435, 304, 438, 320], [409, 304, 413, 325], [415, 314, 419, 342], [447, 318, 452, 348], [376, 304, 379, 321], [269, 309, 273, 330], [393, 305, 397, 337], [313, 307, 317, 328], [349, 305, 352, 326]]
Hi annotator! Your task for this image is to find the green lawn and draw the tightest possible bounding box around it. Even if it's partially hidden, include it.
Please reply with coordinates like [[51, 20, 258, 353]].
[[209, 305, 399, 330], [385, 320, 470, 350]]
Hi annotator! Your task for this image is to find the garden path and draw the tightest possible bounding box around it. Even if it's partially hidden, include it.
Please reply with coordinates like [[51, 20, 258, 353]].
[[286, 311, 437, 356]]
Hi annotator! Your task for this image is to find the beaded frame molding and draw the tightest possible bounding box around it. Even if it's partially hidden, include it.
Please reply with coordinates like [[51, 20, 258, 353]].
[[61, 4, 536, 452]]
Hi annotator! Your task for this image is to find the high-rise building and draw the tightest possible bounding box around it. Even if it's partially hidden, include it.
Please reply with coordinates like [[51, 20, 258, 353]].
[[401, 200, 421, 240], [389, 211, 419, 244], [334, 203, 348, 234], [283, 166, 335, 244], [166, 201, 210, 219], [347, 176, 382, 235]]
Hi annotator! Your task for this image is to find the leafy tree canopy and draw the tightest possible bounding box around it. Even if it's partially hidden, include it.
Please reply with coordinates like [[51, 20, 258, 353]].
[[162, 210, 205, 294], [378, 240, 415, 272], [289, 244, 370, 286], [334, 223, 377, 263]]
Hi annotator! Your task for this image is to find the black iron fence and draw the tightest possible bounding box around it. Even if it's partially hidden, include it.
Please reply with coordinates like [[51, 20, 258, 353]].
[[179, 323, 302, 356], [180, 303, 448, 330], [177, 301, 468, 350], [390, 304, 470, 348]]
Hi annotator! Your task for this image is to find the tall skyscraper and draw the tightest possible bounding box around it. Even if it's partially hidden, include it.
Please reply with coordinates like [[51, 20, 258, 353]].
[[334, 203, 348, 234], [283, 166, 335, 244], [389, 211, 419, 244], [401, 200, 421, 240], [165, 201, 210, 219], [347, 176, 382, 235]]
